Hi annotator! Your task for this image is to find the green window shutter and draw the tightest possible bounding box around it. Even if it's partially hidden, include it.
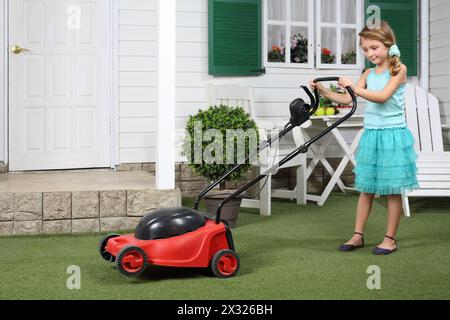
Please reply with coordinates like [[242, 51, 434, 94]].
[[208, 0, 263, 76], [364, 0, 418, 76]]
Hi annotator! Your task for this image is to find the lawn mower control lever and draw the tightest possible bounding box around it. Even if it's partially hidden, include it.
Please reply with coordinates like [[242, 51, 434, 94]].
[[288, 91, 312, 127], [300, 85, 317, 116]]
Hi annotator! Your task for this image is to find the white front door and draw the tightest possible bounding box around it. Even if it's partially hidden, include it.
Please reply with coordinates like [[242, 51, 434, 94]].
[[9, 0, 111, 171]]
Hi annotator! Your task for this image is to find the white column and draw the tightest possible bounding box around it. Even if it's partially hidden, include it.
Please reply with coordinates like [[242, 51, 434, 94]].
[[0, 1, 6, 162], [156, 0, 176, 189], [420, 0, 429, 91]]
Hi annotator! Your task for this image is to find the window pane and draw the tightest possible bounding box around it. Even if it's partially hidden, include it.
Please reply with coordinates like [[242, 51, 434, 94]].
[[321, 28, 336, 64], [342, 28, 357, 64], [321, 0, 336, 23], [268, 25, 286, 62], [290, 27, 308, 63], [268, 0, 286, 20], [341, 0, 356, 24], [291, 0, 308, 22]]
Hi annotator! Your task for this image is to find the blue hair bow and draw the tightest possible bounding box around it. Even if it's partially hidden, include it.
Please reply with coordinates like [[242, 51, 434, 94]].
[[389, 44, 401, 57]]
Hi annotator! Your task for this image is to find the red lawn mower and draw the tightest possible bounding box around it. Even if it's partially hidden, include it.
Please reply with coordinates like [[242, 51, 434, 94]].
[[99, 78, 357, 278]]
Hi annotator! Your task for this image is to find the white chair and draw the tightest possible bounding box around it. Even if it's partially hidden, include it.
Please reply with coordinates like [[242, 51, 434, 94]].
[[205, 83, 307, 216], [402, 84, 450, 217]]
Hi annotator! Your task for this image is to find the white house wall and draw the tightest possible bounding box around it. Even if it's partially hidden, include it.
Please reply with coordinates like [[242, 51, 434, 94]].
[[0, 1, 8, 162], [118, 0, 158, 163], [118, 0, 428, 164], [175, 0, 366, 162], [430, 0, 450, 149], [0, 1, 5, 163], [0, 0, 365, 165], [2, 0, 430, 165]]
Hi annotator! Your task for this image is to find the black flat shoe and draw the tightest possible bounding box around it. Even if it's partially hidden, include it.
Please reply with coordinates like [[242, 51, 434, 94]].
[[338, 232, 365, 252], [372, 235, 398, 255]]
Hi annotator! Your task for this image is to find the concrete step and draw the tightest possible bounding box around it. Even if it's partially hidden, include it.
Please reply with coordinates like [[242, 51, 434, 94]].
[[0, 171, 181, 236]]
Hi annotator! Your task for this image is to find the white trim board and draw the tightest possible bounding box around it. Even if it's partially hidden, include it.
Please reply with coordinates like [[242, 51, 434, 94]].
[[111, 0, 120, 168], [156, 0, 176, 189], [0, 1, 7, 163]]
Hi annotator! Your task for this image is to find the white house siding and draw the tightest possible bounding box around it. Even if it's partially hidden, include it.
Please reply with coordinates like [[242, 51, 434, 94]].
[[118, 0, 158, 163], [0, 0, 363, 165], [175, 0, 366, 161], [430, 0, 450, 150], [0, 2, 5, 163], [1, 0, 430, 165], [117, 0, 425, 164]]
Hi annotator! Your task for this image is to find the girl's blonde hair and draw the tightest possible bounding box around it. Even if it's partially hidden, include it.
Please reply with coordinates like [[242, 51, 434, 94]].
[[359, 21, 402, 76]]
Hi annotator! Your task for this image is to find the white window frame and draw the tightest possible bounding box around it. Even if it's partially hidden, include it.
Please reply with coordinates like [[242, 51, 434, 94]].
[[315, 0, 363, 70], [263, 0, 364, 70], [263, 0, 314, 69]]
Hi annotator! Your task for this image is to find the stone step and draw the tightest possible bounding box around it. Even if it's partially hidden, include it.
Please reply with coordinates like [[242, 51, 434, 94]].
[[0, 171, 181, 236]]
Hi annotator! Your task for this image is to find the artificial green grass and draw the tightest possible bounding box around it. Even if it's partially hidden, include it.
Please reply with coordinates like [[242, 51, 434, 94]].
[[0, 193, 449, 300]]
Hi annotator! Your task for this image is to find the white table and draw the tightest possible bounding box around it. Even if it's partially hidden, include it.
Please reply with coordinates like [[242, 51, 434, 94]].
[[299, 114, 364, 206]]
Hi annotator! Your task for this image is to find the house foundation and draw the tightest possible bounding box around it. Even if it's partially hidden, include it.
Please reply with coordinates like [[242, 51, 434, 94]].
[[0, 171, 181, 236]]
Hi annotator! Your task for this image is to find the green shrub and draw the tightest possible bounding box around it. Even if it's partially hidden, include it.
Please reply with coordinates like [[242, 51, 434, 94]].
[[182, 105, 259, 189]]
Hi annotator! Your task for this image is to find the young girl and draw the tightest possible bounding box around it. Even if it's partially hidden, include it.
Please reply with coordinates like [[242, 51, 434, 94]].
[[310, 21, 419, 255]]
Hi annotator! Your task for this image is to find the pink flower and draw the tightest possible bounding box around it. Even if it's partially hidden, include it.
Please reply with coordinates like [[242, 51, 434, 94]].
[[291, 40, 297, 49]]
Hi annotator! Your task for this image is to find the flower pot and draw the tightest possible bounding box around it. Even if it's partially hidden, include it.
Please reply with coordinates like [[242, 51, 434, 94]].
[[204, 193, 242, 228]]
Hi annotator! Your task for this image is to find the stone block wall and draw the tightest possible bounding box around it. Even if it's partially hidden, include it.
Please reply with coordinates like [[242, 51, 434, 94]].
[[0, 162, 7, 174], [0, 189, 181, 237], [116, 159, 356, 197], [0, 159, 355, 236]]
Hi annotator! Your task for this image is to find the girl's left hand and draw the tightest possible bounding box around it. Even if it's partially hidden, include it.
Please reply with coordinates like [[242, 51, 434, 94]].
[[338, 77, 355, 91]]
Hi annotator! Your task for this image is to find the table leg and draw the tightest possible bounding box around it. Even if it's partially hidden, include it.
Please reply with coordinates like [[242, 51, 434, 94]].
[[317, 129, 364, 206], [318, 156, 351, 205], [304, 130, 346, 190], [316, 128, 363, 205], [318, 158, 346, 192], [301, 124, 364, 206], [303, 131, 332, 179], [331, 128, 363, 167]]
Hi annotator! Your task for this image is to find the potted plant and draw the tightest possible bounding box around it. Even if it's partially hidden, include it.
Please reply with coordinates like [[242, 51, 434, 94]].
[[342, 49, 356, 64], [321, 47, 335, 64], [268, 45, 285, 62], [182, 105, 259, 228], [290, 33, 308, 63]]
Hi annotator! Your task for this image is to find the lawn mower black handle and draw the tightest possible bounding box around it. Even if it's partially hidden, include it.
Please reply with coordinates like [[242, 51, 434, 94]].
[[214, 78, 358, 224], [313, 77, 340, 82], [312, 77, 356, 111], [305, 83, 357, 149], [193, 123, 296, 211], [194, 85, 314, 211], [300, 85, 316, 116]]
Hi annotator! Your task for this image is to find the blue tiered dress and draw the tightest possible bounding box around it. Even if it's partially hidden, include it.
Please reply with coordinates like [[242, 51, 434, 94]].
[[353, 68, 419, 195]]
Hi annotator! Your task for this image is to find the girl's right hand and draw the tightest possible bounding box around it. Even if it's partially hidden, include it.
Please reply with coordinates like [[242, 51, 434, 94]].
[[309, 79, 326, 93]]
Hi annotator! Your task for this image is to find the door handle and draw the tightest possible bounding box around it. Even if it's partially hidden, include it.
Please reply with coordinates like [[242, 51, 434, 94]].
[[11, 45, 31, 54]]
